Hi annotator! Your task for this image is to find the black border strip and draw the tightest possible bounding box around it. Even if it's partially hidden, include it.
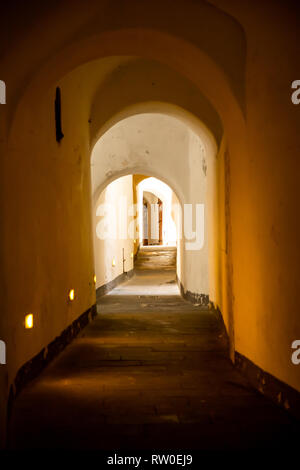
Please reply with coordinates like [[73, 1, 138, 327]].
[[7, 304, 97, 429], [235, 351, 300, 420], [96, 269, 134, 298], [176, 276, 209, 306]]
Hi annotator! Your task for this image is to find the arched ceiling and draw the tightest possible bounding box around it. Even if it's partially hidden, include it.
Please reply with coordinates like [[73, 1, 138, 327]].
[[89, 58, 223, 147], [3, 0, 246, 145], [91, 112, 215, 206], [2, 0, 246, 107]]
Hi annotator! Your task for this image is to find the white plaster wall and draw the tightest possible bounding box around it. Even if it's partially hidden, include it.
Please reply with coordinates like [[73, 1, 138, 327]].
[[91, 113, 216, 298], [93, 175, 134, 289], [138, 178, 177, 246], [182, 131, 208, 295]]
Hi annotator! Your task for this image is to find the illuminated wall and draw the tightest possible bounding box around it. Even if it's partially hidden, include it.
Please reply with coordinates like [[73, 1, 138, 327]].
[[1, 0, 300, 447], [93, 176, 134, 289]]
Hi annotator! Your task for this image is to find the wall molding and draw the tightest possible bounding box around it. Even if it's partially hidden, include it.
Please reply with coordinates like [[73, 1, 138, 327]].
[[96, 269, 134, 298], [176, 276, 209, 306], [235, 351, 300, 420]]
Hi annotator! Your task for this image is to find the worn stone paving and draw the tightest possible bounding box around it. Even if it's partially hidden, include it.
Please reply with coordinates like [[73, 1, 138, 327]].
[[9, 248, 298, 449]]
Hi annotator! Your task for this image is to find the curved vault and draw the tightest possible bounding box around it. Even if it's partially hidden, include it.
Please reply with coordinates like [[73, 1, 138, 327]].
[[8, 26, 246, 145], [5, 0, 246, 129]]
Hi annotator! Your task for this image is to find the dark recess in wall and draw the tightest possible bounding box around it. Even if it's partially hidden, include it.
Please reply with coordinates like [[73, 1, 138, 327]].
[[55, 87, 64, 143]]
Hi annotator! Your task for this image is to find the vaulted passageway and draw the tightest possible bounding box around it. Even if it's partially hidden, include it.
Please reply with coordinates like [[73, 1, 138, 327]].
[[8, 248, 298, 450], [1, 0, 300, 450]]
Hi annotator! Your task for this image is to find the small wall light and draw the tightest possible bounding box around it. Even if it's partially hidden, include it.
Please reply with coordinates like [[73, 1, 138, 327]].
[[69, 289, 75, 301], [112, 258, 116, 267], [131, 252, 134, 259], [93, 275, 97, 284], [25, 314, 33, 329], [134, 239, 136, 244]]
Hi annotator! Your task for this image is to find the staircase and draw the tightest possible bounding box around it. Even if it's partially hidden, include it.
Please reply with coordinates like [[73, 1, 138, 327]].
[[134, 245, 176, 270]]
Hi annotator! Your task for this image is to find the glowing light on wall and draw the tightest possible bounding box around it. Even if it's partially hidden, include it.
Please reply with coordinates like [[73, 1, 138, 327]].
[[93, 275, 97, 284], [25, 314, 33, 329], [112, 258, 116, 267], [131, 252, 134, 258], [69, 289, 75, 301]]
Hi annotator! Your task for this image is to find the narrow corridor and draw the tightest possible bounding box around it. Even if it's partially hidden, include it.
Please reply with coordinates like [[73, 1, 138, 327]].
[[9, 249, 298, 450]]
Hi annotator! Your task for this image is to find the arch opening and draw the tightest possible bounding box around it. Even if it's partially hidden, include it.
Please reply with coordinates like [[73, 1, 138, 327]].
[[91, 111, 218, 305], [139, 178, 177, 248], [93, 174, 180, 295]]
